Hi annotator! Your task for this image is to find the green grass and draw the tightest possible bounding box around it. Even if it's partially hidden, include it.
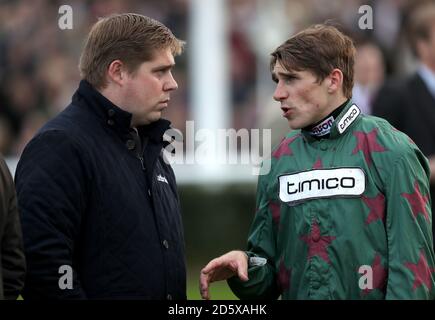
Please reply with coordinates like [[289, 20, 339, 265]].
[[187, 266, 239, 300], [187, 278, 238, 300]]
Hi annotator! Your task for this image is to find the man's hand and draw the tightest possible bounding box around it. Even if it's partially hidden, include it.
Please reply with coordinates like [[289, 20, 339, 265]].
[[199, 250, 249, 300]]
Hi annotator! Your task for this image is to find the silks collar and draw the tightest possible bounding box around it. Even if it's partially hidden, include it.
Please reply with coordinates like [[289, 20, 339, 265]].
[[302, 100, 362, 141]]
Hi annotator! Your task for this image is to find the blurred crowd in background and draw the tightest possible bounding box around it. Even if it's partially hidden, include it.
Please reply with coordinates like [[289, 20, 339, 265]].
[[0, 0, 427, 157]]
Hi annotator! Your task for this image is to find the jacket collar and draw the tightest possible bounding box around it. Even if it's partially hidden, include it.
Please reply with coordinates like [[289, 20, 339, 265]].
[[418, 63, 435, 99], [302, 100, 362, 142], [73, 80, 171, 143]]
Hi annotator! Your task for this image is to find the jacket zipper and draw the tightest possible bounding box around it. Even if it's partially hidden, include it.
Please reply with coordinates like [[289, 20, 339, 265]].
[[138, 156, 145, 170], [138, 136, 148, 171], [131, 128, 147, 171], [130, 129, 152, 198]]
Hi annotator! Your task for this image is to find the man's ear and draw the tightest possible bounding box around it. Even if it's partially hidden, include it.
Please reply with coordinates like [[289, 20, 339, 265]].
[[327, 68, 344, 94], [107, 60, 127, 86]]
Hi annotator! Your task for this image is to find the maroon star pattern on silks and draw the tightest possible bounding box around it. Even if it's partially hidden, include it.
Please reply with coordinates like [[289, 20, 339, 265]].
[[268, 201, 281, 226], [352, 129, 387, 166], [313, 157, 323, 169], [401, 181, 430, 222], [300, 220, 336, 264], [361, 253, 387, 295], [362, 193, 385, 225], [404, 250, 435, 291], [277, 258, 292, 293], [272, 135, 300, 159]]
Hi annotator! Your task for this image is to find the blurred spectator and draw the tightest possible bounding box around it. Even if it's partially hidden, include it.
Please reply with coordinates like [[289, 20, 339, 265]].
[[0, 155, 26, 300], [0, 116, 13, 154], [352, 41, 386, 114], [229, 0, 257, 130], [0, 0, 188, 156], [372, 0, 435, 241]]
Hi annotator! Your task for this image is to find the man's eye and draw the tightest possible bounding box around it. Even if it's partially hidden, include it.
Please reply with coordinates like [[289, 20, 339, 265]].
[[155, 68, 170, 77], [283, 77, 296, 84]]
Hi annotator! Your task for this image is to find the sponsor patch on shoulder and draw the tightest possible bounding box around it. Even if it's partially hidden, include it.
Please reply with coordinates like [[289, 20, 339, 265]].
[[337, 104, 361, 134], [157, 174, 168, 184], [278, 167, 366, 204]]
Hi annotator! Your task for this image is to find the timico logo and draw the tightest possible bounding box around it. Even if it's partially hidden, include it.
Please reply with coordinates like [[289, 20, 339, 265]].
[[278, 167, 366, 204]]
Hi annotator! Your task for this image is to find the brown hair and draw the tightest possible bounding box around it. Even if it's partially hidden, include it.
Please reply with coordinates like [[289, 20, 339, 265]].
[[79, 13, 185, 89], [406, 1, 435, 57], [270, 24, 356, 98]]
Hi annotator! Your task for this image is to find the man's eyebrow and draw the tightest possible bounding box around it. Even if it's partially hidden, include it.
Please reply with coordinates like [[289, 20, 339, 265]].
[[277, 71, 297, 77], [272, 71, 298, 82], [151, 63, 175, 72]]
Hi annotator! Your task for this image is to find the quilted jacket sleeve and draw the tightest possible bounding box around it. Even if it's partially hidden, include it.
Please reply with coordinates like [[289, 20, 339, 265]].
[[15, 130, 89, 299]]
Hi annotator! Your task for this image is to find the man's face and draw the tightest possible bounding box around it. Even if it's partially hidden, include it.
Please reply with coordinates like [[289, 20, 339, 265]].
[[272, 60, 331, 129], [425, 23, 435, 68], [122, 48, 178, 126]]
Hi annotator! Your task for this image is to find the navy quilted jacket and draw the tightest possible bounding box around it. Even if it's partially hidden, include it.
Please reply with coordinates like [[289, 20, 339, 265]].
[[15, 80, 186, 299]]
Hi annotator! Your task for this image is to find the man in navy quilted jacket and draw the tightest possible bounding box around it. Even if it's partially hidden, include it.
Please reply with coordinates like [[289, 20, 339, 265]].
[[15, 13, 186, 299]]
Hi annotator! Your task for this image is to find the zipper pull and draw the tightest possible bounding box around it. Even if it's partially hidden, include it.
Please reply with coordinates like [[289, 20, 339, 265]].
[[138, 156, 145, 170]]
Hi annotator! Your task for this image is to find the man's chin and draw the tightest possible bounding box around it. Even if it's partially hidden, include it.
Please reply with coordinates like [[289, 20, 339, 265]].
[[152, 112, 163, 121], [132, 113, 162, 127], [287, 119, 303, 130]]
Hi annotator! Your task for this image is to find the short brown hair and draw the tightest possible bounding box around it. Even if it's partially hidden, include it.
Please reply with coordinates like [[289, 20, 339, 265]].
[[270, 24, 356, 99], [79, 13, 185, 89], [406, 1, 435, 57]]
